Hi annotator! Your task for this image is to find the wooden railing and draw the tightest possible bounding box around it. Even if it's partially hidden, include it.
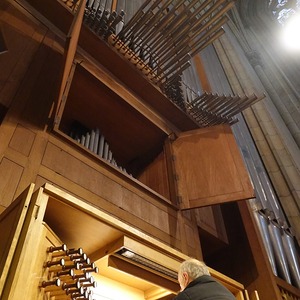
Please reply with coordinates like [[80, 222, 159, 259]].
[[209, 267, 258, 300], [276, 276, 300, 300], [244, 290, 260, 300]]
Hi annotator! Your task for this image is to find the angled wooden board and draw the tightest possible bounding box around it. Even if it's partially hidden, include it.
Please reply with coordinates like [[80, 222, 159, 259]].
[[171, 124, 254, 209], [0, 183, 35, 294]]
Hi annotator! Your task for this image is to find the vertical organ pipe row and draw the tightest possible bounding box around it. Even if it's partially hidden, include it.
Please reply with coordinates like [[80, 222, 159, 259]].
[[253, 210, 278, 276], [82, 0, 258, 127], [281, 228, 300, 288], [70, 126, 130, 176], [267, 218, 292, 283], [107, 0, 235, 89], [218, 66, 300, 289], [83, 0, 125, 38], [253, 208, 300, 287], [235, 116, 300, 287]]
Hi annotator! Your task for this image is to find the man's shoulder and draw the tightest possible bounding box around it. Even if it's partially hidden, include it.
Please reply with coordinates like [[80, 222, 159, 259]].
[[183, 275, 236, 300], [173, 291, 190, 300]]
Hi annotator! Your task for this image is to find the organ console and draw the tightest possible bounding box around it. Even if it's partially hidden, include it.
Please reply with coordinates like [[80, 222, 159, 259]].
[[42, 243, 98, 299]]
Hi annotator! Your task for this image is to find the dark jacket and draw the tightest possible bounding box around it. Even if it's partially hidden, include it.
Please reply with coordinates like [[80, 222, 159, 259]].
[[174, 275, 236, 300]]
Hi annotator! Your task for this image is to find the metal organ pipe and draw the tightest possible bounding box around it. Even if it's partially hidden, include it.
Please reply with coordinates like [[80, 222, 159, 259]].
[[80, 0, 264, 126], [253, 210, 278, 276], [281, 228, 300, 288], [268, 218, 292, 284]]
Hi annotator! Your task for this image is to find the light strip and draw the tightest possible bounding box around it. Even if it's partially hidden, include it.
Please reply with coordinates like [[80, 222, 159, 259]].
[[116, 248, 178, 280]]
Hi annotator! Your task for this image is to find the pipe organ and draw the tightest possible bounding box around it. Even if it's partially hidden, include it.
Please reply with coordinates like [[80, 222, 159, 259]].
[[186, 92, 264, 127], [254, 209, 300, 289], [69, 125, 131, 175], [65, 0, 265, 128], [1, 0, 300, 299]]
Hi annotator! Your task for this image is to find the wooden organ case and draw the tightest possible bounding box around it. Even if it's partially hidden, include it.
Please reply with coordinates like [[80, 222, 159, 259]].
[[0, 0, 273, 299], [0, 183, 248, 300]]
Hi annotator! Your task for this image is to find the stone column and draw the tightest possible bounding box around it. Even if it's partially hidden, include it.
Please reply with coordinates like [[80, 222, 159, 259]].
[[214, 32, 300, 243]]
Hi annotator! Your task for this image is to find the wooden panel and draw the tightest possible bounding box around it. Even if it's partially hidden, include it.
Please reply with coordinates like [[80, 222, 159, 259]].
[[176, 210, 203, 259], [184, 222, 198, 248], [108, 256, 180, 292], [19, 33, 62, 128], [171, 124, 254, 209], [0, 158, 23, 207], [0, 1, 47, 107], [137, 150, 170, 199], [56, 0, 85, 116], [1, 187, 50, 299], [39, 166, 181, 248], [5, 223, 61, 300], [121, 188, 143, 217], [195, 205, 228, 243], [42, 183, 183, 261], [9, 124, 36, 156], [41, 141, 123, 207], [140, 200, 172, 234], [41, 141, 176, 237], [0, 183, 34, 295]]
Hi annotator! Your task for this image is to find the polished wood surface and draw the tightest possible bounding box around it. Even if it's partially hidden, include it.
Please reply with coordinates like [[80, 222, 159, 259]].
[[0, 184, 34, 295], [0, 1, 292, 299], [138, 150, 171, 200], [171, 124, 254, 208], [1, 184, 247, 299]]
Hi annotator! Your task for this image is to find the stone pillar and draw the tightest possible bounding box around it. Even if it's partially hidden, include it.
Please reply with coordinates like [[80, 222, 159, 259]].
[[214, 32, 300, 244]]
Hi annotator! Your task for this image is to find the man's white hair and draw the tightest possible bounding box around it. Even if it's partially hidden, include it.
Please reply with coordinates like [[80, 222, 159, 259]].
[[179, 258, 210, 281]]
